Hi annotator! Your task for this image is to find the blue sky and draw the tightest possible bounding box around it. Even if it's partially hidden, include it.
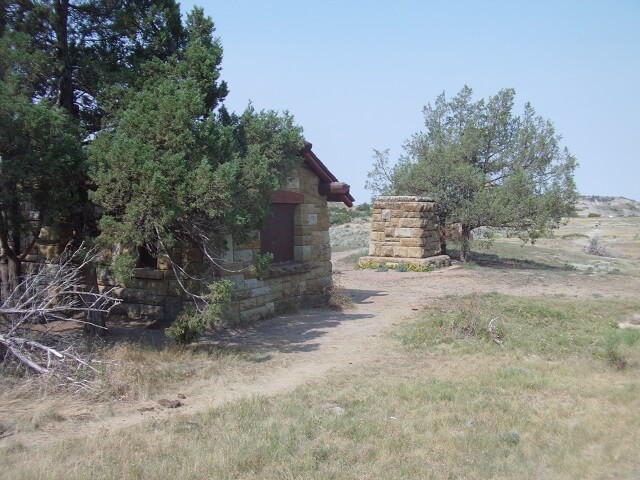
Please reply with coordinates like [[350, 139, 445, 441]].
[[180, 0, 639, 204]]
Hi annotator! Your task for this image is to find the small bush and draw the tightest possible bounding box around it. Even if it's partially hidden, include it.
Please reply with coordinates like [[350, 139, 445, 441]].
[[308, 278, 354, 310], [358, 260, 433, 272], [166, 280, 232, 345], [587, 212, 601, 218], [355, 202, 371, 214], [603, 328, 640, 370], [252, 252, 274, 279], [586, 237, 607, 256], [328, 204, 372, 225], [357, 260, 379, 270], [404, 263, 434, 272]]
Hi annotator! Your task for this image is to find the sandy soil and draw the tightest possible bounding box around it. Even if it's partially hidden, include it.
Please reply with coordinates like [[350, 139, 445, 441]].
[[2, 247, 640, 449]]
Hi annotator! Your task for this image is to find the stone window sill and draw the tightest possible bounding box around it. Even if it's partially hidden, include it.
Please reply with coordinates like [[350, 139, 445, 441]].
[[262, 261, 312, 279], [131, 267, 164, 280]]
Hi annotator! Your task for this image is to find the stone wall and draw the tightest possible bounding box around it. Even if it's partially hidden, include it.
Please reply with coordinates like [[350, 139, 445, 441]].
[[359, 196, 450, 269], [96, 163, 334, 325]]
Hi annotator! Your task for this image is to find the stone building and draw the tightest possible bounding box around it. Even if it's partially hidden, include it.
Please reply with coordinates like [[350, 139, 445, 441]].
[[359, 196, 450, 269], [97, 142, 354, 325]]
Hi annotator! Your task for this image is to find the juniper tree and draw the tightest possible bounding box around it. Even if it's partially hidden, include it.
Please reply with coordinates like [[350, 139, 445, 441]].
[[368, 86, 578, 262], [87, 8, 303, 311]]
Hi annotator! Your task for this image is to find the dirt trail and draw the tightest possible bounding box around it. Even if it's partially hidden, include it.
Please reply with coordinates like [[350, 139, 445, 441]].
[[3, 249, 639, 448]]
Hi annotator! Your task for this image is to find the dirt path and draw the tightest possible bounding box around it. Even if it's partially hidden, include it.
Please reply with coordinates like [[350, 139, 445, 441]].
[[3, 249, 640, 448]]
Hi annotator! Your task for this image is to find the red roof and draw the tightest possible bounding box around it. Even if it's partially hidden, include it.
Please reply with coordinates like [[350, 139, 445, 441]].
[[301, 141, 354, 207]]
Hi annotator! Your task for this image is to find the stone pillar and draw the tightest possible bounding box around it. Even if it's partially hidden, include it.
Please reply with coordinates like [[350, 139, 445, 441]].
[[359, 196, 451, 269]]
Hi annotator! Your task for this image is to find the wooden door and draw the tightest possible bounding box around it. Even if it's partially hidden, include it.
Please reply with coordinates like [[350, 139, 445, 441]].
[[260, 204, 295, 263]]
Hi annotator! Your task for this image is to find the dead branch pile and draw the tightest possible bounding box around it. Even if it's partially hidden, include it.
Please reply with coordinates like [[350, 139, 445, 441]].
[[0, 247, 120, 376]]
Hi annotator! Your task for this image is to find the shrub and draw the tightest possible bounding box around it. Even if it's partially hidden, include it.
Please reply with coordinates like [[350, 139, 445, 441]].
[[328, 204, 372, 225], [355, 202, 372, 214], [166, 280, 233, 345], [252, 252, 274, 279], [586, 237, 607, 256], [603, 328, 640, 370]]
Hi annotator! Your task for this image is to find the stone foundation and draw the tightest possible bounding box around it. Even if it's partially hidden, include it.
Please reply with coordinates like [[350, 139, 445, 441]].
[[359, 196, 451, 269]]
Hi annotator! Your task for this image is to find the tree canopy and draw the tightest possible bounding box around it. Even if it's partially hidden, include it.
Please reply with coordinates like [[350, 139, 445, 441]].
[[1, 2, 305, 331], [367, 86, 578, 261], [0, 27, 85, 297], [87, 7, 304, 294]]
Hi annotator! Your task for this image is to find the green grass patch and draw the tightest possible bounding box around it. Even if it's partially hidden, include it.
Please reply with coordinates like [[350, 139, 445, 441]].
[[603, 328, 640, 370], [335, 248, 368, 266], [357, 260, 433, 272], [402, 293, 640, 363], [6, 353, 639, 479], [3, 294, 640, 479]]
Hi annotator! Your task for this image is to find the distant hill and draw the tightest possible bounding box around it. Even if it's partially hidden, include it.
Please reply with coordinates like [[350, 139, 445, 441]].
[[575, 196, 640, 217]]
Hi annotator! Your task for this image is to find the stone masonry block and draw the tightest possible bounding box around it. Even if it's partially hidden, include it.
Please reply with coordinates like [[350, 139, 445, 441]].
[[251, 286, 270, 297], [234, 249, 253, 263], [140, 304, 164, 319], [398, 218, 432, 229], [394, 227, 413, 238], [243, 278, 262, 289], [132, 268, 164, 280], [401, 202, 435, 212], [164, 296, 183, 321], [377, 245, 394, 257], [304, 213, 318, 226], [112, 302, 141, 319], [294, 245, 312, 261], [97, 267, 117, 286], [128, 279, 168, 296], [399, 237, 436, 248], [393, 246, 409, 257], [182, 248, 203, 263], [406, 246, 428, 258]]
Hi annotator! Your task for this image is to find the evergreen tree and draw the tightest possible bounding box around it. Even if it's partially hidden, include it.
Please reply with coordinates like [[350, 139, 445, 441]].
[[0, 31, 83, 297], [368, 86, 578, 262], [88, 8, 304, 293]]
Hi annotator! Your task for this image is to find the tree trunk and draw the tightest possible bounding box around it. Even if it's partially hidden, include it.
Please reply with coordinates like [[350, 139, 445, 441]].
[[0, 255, 9, 301], [54, 0, 75, 114], [438, 217, 447, 256], [0, 254, 21, 302], [80, 261, 107, 336], [459, 224, 472, 263]]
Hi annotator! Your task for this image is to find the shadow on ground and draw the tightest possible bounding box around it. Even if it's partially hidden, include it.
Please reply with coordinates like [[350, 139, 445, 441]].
[[68, 287, 386, 356], [202, 309, 375, 354], [463, 252, 570, 271]]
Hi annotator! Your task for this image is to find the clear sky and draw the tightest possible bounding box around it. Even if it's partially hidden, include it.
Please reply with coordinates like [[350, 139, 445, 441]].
[[179, 0, 639, 204]]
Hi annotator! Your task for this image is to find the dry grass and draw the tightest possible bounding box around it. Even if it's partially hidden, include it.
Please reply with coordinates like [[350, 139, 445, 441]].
[[2, 294, 639, 479], [2, 215, 640, 479], [469, 217, 640, 275], [0, 341, 264, 442], [308, 276, 355, 310]]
